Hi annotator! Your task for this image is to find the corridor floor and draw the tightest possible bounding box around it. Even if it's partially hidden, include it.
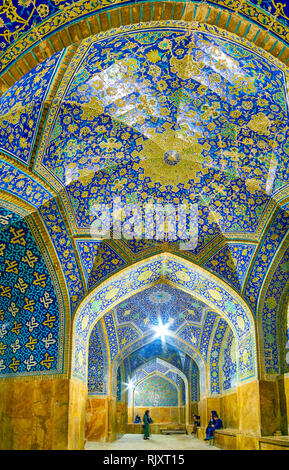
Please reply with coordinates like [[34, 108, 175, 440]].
[[85, 433, 219, 450]]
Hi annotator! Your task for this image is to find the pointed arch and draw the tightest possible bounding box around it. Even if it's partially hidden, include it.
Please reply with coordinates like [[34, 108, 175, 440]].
[[71, 252, 257, 389]]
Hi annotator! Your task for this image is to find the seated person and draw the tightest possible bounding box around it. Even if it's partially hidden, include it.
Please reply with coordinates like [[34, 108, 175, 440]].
[[192, 414, 200, 436], [134, 414, 141, 424], [204, 410, 222, 440]]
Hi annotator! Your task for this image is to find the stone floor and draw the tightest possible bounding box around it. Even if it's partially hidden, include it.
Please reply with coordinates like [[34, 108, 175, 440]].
[[85, 433, 219, 450]]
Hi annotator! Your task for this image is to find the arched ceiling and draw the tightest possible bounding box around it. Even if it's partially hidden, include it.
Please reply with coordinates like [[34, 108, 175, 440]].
[[124, 338, 191, 372], [33, 24, 289, 236], [1, 20, 289, 318], [87, 297, 236, 397], [96, 282, 222, 367], [88, 280, 233, 372], [112, 283, 208, 337]]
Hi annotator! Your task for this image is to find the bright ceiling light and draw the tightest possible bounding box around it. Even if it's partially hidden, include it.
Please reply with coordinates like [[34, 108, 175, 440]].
[[152, 318, 173, 342], [124, 379, 134, 391]]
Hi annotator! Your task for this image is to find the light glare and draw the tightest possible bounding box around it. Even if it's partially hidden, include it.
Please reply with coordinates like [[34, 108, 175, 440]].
[[152, 318, 173, 342]]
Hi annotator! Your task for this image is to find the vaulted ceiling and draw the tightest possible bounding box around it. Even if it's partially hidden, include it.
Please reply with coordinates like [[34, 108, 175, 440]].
[[1, 20, 289, 313]]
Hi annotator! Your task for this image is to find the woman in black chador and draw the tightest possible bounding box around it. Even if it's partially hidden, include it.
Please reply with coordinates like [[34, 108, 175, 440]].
[[143, 410, 152, 440]]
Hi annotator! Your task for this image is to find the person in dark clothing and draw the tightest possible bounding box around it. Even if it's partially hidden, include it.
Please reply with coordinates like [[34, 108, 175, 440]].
[[192, 414, 200, 436], [204, 410, 222, 440], [143, 410, 151, 440], [134, 414, 141, 423]]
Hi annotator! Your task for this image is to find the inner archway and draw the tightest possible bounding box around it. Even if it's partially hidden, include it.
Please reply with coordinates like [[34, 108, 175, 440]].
[[117, 346, 194, 432], [72, 253, 257, 383], [71, 252, 257, 444]]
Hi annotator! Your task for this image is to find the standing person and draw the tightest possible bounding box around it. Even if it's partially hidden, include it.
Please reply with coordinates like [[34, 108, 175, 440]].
[[192, 414, 200, 437], [143, 410, 151, 440], [204, 410, 222, 441]]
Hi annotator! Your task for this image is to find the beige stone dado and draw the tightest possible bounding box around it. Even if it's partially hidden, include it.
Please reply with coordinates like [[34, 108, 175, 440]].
[[1, 376, 289, 450]]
